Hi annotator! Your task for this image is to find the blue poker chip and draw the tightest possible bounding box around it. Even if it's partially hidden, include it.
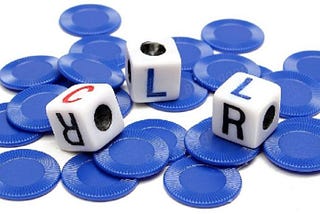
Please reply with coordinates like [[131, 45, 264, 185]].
[[94, 129, 169, 179], [69, 35, 126, 69], [62, 153, 138, 202], [193, 54, 261, 92], [0, 103, 42, 147], [173, 37, 213, 72], [201, 19, 264, 53], [0, 55, 60, 91], [263, 71, 320, 118], [115, 88, 133, 118], [259, 65, 273, 77], [0, 149, 61, 200], [283, 51, 320, 81], [263, 120, 320, 173], [148, 72, 208, 112], [7, 84, 67, 132], [58, 53, 124, 89], [163, 156, 242, 208], [59, 4, 121, 36], [125, 119, 186, 162], [185, 118, 260, 167]]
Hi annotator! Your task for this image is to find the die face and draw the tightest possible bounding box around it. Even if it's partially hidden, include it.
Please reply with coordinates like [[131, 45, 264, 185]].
[[125, 38, 181, 103], [46, 84, 124, 152], [212, 72, 281, 149]]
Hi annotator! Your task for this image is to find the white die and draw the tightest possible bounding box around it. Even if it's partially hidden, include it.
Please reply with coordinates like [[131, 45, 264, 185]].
[[46, 84, 124, 152], [125, 38, 181, 103], [212, 72, 281, 149]]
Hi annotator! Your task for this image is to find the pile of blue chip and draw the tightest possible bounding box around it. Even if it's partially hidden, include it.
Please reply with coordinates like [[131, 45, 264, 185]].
[[1, 3, 320, 209]]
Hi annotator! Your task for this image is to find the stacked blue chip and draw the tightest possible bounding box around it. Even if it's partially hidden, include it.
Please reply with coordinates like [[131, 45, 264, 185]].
[[0, 149, 61, 200], [283, 51, 320, 82], [125, 119, 186, 162], [6, 84, 67, 133], [70, 35, 127, 69], [263, 71, 320, 118], [58, 53, 124, 89], [0, 103, 43, 147], [185, 118, 260, 167], [94, 129, 169, 179], [263, 119, 320, 173], [193, 54, 261, 92], [201, 19, 264, 53], [0, 56, 60, 91], [163, 157, 242, 208], [62, 153, 138, 201], [59, 4, 121, 37], [173, 37, 213, 72]]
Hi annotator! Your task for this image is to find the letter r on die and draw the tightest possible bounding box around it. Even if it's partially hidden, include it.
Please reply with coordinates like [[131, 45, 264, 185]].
[[212, 72, 281, 149], [46, 84, 124, 152]]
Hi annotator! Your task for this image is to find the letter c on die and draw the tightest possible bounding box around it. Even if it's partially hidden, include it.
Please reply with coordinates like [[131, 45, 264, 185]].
[[62, 85, 94, 103]]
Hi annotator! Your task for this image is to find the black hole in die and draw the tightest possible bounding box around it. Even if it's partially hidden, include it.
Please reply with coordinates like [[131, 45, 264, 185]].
[[263, 105, 275, 130], [140, 41, 166, 56], [94, 104, 112, 131], [127, 59, 132, 83]]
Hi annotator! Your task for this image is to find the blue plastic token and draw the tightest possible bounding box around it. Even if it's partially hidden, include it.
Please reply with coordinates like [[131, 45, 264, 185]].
[[0, 103, 42, 147], [173, 37, 213, 72], [0, 149, 61, 200], [7, 84, 67, 132], [163, 157, 242, 208], [283, 51, 320, 81], [185, 118, 260, 167], [263, 71, 320, 118], [62, 153, 138, 201], [94, 129, 169, 179], [115, 89, 133, 118], [201, 19, 264, 53], [193, 54, 261, 92], [259, 65, 273, 77], [58, 53, 124, 89], [0, 55, 60, 91], [70, 36, 127, 69], [148, 72, 208, 112], [263, 120, 320, 173], [125, 119, 186, 162], [59, 4, 121, 36]]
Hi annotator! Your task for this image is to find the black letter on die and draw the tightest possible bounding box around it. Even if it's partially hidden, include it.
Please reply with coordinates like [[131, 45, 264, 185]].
[[222, 103, 246, 140], [56, 113, 84, 146]]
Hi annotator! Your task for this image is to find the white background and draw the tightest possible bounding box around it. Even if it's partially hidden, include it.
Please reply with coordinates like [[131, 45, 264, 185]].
[[0, 0, 320, 213]]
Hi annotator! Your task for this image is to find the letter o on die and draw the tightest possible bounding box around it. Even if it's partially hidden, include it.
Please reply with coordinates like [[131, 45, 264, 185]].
[[46, 84, 124, 152]]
